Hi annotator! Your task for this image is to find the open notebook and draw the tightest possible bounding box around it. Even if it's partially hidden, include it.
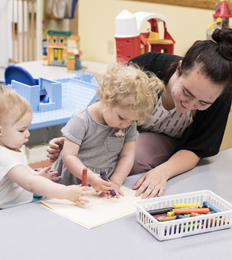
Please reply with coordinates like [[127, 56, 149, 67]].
[[41, 186, 139, 229]]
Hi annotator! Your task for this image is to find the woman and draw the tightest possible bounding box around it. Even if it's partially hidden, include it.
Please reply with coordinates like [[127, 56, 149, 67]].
[[47, 28, 232, 199]]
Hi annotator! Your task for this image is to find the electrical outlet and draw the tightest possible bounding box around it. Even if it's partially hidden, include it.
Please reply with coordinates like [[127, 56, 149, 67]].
[[107, 40, 114, 54]]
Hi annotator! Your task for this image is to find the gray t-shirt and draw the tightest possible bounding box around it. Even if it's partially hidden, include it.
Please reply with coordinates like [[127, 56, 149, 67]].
[[54, 107, 139, 185]]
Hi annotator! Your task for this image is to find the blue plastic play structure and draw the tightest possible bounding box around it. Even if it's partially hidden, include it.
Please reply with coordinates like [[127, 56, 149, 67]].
[[5, 65, 39, 86], [9, 72, 99, 130]]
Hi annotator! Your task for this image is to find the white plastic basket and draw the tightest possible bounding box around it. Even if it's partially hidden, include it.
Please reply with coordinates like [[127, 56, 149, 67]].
[[134, 190, 232, 241]]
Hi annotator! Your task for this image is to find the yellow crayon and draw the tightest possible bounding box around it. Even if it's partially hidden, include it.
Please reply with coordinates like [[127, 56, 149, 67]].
[[167, 211, 175, 217], [173, 203, 200, 209]]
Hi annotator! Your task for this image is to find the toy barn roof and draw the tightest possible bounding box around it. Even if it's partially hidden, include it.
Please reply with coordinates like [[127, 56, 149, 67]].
[[213, 1, 232, 18], [47, 30, 73, 37]]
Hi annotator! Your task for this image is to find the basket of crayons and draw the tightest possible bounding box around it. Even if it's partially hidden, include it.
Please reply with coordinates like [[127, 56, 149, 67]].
[[134, 190, 232, 241]]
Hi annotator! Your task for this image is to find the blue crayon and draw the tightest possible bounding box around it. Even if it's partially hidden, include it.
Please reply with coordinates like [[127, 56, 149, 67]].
[[176, 215, 190, 219], [203, 201, 220, 213]]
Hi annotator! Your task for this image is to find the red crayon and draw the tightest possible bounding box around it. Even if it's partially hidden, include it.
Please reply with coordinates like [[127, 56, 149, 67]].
[[81, 168, 87, 186], [153, 214, 167, 219]]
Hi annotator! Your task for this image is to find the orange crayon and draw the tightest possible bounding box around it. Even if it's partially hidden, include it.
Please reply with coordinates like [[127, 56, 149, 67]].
[[174, 208, 210, 214], [207, 218, 227, 225]]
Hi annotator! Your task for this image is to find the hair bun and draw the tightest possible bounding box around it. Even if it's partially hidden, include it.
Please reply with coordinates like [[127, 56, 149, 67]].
[[212, 28, 232, 61]]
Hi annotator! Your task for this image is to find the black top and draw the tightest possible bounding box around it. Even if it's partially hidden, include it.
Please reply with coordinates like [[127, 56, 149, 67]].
[[129, 52, 231, 158]]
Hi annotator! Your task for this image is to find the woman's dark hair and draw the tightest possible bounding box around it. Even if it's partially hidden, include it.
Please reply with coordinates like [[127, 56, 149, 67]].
[[178, 28, 232, 95]]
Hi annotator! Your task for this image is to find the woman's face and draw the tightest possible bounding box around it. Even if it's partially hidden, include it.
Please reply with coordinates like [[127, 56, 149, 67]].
[[171, 67, 223, 113]]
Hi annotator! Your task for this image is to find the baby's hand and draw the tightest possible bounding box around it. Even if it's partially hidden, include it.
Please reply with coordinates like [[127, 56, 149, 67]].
[[38, 166, 61, 182], [100, 181, 124, 199], [65, 185, 96, 207], [89, 174, 113, 194]]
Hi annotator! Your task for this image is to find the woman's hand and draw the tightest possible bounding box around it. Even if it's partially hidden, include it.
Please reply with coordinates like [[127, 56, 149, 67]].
[[133, 150, 200, 199], [46, 137, 65, 162], [133, 167, 169, 199]]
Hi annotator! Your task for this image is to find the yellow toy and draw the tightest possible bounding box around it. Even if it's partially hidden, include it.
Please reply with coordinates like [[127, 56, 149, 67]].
[[43, 30, 81, 68]]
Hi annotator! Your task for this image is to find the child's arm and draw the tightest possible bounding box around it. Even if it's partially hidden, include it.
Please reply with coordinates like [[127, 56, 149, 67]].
[[62, 137, 113, 193], [107, 140, 136, 199], [7, 165, 95, 206]]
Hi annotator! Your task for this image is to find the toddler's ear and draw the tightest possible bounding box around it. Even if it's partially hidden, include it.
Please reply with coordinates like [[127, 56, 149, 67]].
[[102, 93, 110, 104]]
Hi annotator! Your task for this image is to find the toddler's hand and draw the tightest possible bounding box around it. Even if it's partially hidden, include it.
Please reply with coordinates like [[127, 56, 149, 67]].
[[38, 166, 61, 182], [89, 174, 113, 194], [100, 181, 124, 199], [65, 185, 96, 207]]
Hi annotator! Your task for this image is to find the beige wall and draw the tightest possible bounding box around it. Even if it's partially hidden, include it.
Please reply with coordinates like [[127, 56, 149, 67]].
[[41, 0, 67, 41], [78, 0, 217, 64]]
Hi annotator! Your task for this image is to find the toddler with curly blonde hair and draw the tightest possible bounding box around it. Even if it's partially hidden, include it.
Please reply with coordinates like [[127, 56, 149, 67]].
[[54, 63, 164, 198]]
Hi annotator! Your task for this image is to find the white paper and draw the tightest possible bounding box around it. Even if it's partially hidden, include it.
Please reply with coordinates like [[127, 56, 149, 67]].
[[41, 186, 139, 229]]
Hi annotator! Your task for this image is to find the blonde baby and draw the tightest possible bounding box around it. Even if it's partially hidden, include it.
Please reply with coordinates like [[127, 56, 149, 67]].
[[0, 86, 95, 209]]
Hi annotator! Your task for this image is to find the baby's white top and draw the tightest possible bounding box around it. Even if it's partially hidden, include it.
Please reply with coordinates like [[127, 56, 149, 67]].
[[0, 146, 33, 209]]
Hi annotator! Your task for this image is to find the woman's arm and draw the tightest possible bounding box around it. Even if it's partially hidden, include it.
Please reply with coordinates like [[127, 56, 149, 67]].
[[108, 140, 136, 198], [133, 149, 200, 199]]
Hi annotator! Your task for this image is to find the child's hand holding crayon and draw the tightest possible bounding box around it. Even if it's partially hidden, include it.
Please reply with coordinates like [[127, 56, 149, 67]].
[[88, 173, 113, 195], [105, 180, 124, 199]]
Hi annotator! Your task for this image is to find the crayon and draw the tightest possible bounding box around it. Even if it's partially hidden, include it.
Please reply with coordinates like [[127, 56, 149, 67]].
[[180, 222, 203, 231], [147, 207, 173, 216], [100, 171, 116, 196], [167, 211, 175, 217], [165, 222, 203, 235], [153, 214, 167, 219], [167, 206, 198, 216], [158, 216, 177, 222], [176, 215, 190, 219], [203, 201, 221, 213], [175, 206, 199, 209], [208, 217, 219, 224], [207, 211, 216, 214], [174, 208, 210, 214], [146, 223, 154, 227], [173, 203, 200, 209], [81, 168, 87, 186], [207, 217, 228, 225], [191, 212, 201, 217]]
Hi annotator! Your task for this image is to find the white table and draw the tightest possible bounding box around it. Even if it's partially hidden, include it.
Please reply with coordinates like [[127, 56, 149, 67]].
[[17, 60, 109, 80], [1, 149, 232, 260]]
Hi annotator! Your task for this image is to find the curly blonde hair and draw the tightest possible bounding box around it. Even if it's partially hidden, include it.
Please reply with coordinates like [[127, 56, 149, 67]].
[[97, 63, 164, 125], [0, 86, 32, 125]]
